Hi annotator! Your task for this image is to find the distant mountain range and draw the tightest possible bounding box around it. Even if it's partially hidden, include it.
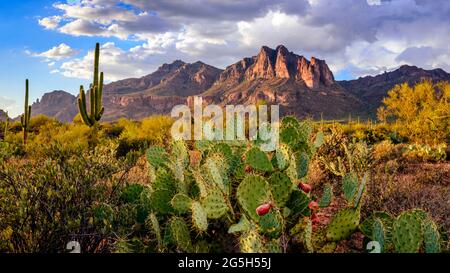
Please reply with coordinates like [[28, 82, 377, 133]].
[[10, 45, 450, 122]]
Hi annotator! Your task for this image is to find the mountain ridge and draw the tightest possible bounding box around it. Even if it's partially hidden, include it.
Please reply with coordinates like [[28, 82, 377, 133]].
[[15, 45, 450, 122]]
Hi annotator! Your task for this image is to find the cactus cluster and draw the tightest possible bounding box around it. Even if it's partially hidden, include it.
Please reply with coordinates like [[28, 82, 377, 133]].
[[137, 115, 445, 253], [78, 43, 104, 127], [138, 116, 349, 253], [359, 209, 444, 253]]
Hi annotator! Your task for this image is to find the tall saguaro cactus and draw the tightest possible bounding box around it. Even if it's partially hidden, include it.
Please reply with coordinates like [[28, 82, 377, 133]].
[[78, 43, 104, 127], [4, 111, 9, 139], [21, 79, 31, 144]]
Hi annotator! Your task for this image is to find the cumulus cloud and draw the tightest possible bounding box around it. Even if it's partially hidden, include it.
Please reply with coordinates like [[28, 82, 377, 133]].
[[38, 0, 450, 80], [32, 43, 78, 60], [0, 96, 20, 117], [60, 42, 183, 81], [38, 15, 62, 29]]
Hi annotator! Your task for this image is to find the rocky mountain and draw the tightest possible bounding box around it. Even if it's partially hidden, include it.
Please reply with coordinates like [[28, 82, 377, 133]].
[[27, 45, 450, 122], [100, 60, 223, 120], [0, 109, 7, 122], [31, 91, 78, 123], [338, 65, 450, 115], [104, 60, 222, 96], [198, 45, 361, 118]]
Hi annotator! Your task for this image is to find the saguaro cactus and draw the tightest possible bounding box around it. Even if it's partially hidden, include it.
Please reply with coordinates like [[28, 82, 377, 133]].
[[20, 80, 31, 144], [78, 43, 104, 126], [3, 111, 8, 140]]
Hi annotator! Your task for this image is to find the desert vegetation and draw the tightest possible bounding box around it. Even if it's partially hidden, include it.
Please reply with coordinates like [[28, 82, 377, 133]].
[[0, 44, 448, 253]]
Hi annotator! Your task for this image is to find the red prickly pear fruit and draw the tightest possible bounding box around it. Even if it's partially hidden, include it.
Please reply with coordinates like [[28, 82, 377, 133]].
[[312, 223, 318, 232], [311, 213, 320, 224], [308, 201, 319, 211], [245, 165, 253, 173], [256, 203, 272, 216], [298, 183, 312, 193]]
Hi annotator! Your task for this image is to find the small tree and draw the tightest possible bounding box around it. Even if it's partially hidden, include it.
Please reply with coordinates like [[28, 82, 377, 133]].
[[377, 80, 450, 144]]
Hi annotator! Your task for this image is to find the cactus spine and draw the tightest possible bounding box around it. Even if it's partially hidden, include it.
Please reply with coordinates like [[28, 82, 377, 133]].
[[20, 80, 31, 144], [78, 43, 104, 126]]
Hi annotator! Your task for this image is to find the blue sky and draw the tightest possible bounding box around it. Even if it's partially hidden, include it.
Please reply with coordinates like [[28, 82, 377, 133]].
[[1, 0, 450, 117]]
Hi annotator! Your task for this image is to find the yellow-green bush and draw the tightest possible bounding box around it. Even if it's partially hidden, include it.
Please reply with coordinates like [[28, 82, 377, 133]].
[[377, 80, 450, 145], [403, 143, 447, 162]]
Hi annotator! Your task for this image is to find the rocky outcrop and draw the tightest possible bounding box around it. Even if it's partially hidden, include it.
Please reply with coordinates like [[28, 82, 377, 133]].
[[31, 91, 78, 122], [217, 45, 335, 88], [104, 60, 222, 97]]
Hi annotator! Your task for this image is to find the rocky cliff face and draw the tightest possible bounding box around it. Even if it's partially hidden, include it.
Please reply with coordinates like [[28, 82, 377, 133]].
[[31, 91, 78, 122], [104, 60, 222, 97], [217, 45, 335, 89], [199, 45, 358, 119]]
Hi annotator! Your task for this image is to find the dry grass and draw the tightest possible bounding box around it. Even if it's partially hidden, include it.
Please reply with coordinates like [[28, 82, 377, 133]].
[[364, 161, 450, 230]]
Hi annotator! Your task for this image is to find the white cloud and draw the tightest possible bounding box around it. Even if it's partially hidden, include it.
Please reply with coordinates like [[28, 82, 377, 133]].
[[38, 0, 450, 80], [33, 43, 78, 60], [60, 42, 174, 81], [0, 96, 20, 117], [38, 15, 61, 29]]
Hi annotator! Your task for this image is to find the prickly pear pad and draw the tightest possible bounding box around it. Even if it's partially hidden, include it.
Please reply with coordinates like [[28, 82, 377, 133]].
[[237, 175, 271, 222]]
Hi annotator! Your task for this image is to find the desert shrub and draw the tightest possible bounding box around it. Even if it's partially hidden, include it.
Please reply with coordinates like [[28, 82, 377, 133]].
[[377, 80, 450, 145], [116, 138, 148, 158], [115, 116, 173, 157], [372, 140, 404, 162], [25, 123, 91, 157], [403, 143, 447, 162], [119, 116, 172, 144], [101, 122, 124, 139], [0, 143, 138, 253], [29, 115, 60, 133]]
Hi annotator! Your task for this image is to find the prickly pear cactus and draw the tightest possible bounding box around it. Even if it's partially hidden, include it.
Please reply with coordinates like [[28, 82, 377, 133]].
[[392, 210, 424, 253], [268, 172, 292, 207], [146, 146, 169, 168], [169, 217, 192, 252], [295, 152, 310, 179], [326, 207, 361, 241], [318, 183, 333, 208], [274, 144, 290, 171], [204, 154, 229, 193], [239, 229, 264, 253], [171, 193, 193, 213], [359, 211, 393, 241], [245, 147, 274, 172], [228, 215, 251, 234], [264, 239, 282, 253], [191, 201, 208, 232], [342, 172, 358, 203], [236, 175, 271, 222], [286, 189, 311, 220], [373, 218, 386, 253], [423, 218, 441, 253], [201, 187, 229, 219], [146, 213, 163, 251], [259, 210, 283, 238]]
